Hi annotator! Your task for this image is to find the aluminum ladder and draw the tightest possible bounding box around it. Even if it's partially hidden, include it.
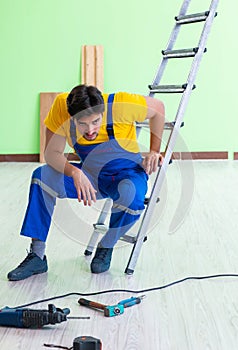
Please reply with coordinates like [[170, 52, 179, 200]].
[[84, 0, 219, 274]]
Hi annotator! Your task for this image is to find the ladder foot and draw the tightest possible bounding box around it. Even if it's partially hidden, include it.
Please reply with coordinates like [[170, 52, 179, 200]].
[[84, 249, 93, 256], [125, 267, 134, 275]]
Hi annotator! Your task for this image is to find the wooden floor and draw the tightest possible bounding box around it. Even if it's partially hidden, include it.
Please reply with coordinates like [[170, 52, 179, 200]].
[[0, 161, 238, 350]]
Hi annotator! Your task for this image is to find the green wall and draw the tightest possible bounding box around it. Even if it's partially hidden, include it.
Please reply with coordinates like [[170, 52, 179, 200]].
[[0, 0, 237, 157]]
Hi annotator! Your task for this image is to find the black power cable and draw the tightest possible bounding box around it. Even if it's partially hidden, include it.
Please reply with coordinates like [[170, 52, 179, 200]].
[[44, 344, 73, 350], [13, 273, 238, 309]]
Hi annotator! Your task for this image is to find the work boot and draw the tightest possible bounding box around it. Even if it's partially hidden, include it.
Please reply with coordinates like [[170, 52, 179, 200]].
[[90, 247, 113, 274], [7, 252, 48, 281]]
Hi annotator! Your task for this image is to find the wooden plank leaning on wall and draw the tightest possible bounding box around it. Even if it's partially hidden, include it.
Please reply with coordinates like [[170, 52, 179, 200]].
[[40, 45, 104, 163], [81, 45, 104, 92]]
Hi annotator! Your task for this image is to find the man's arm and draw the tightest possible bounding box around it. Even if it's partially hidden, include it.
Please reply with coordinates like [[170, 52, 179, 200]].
[[44, 128, 97, 206], [142, 96, 165, 175]]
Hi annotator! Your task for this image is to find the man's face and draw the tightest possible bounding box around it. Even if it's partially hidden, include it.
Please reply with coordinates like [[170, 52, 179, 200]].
[[74, 113, 103, 141]]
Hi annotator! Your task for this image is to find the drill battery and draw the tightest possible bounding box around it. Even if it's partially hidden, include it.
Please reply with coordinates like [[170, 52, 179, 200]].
[[73, 336, 102, 350]]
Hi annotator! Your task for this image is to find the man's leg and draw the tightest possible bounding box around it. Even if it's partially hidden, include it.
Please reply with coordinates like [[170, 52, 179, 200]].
[[7, 163, 79, 281], [91, 170, 148, 273]]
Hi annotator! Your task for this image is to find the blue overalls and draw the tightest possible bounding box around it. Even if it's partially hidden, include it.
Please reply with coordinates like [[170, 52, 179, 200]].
[[20, 94, 148, 248]]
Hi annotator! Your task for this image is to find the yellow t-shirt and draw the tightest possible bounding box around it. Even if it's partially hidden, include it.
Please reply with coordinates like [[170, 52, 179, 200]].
[[44, 91, 147, 153]]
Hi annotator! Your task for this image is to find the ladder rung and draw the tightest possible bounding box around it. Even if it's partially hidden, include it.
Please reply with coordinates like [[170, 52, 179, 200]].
[[175, 11, 213, 24], [136, 120, 149, 128], [144, 197, 160, 205], [162, 47, 207, 59], [93, 223, 108, 234], [164, 121, 185, 130], [91, 226, 143, 244], [120, 234, 137, 244], [149, 84, 196, 93], [120, 234, 148, 244], [137, 121, 185, 130]]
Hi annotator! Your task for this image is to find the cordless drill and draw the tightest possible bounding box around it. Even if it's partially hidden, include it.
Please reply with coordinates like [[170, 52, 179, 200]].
[[0, 304, 70, 328]]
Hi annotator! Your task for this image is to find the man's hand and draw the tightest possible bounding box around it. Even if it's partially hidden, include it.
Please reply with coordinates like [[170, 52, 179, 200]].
[[142, 151, 163, 175], [71, 168, 97, 206], [44, 128, 97, 205]]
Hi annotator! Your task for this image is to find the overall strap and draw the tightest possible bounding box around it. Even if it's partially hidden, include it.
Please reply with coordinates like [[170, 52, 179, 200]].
[[106, 93, 115, 139], [70, 118, 77, 148]]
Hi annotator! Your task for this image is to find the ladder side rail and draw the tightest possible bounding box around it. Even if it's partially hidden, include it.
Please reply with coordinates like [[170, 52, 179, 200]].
[[165, 0, 192, 52], [180, 0, 219, 100], [96, 198, 113, 225], [149, 0, 219, 205], [149, 0, 192, 96], [84, 198, 112, 255], [84, 230, 101, 255], [126, 0, 219, 274], [163, 0, 219, 154], [177, 0, 192, 16], [125, 140, 176, 273]]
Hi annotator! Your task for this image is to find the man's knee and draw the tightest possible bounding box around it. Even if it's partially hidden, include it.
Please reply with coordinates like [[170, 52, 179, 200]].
[[31, 165, 64, 197], [32, 166, 43, 180], [32, 164, 60, 183], [117, 178, 147, 208]]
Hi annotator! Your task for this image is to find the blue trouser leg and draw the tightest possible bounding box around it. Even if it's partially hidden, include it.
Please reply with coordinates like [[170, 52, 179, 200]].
[[21, 163, 147, 247], [20, 163, 82, 242], [98, 170, 148, 248]]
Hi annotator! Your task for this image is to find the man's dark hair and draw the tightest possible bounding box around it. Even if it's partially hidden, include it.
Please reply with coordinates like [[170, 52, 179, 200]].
[[66, 84, 105, 119]]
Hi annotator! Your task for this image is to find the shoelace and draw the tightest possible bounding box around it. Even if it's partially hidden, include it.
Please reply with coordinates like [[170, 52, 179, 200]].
[[17, 252, 35, 268]]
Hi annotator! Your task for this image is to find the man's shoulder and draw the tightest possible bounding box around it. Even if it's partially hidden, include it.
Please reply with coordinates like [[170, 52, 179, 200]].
[[55, 92, 69, 102], [103, 92, 146, 104]]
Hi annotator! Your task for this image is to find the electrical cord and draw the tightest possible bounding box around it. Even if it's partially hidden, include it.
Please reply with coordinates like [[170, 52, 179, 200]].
[[13, 273, 238, 309], [44, 344, 73, 350]]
